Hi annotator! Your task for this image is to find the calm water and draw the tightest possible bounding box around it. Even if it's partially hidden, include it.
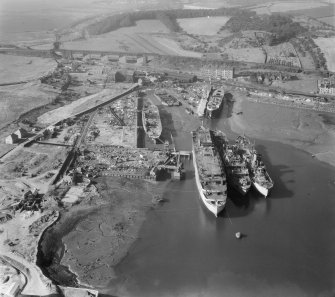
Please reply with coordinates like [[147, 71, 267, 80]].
[[105, 119, 335, 297]]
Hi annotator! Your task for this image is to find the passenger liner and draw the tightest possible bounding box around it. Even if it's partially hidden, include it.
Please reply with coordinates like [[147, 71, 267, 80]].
[[191, 126, 227, 217], [206, 87, 224, 119], [142, 103, 162, 142]]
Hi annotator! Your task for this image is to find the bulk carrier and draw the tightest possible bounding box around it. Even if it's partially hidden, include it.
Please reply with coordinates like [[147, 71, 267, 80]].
[[191, 126, 227, 217]]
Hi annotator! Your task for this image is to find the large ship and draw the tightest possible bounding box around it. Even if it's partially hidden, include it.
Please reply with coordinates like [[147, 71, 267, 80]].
[[196, 85, 211, 117], [206, 87, 224, 119], [142, 103, 162, 142], [191, 126, 227, 217], [235, 136, 274, 197], [223, 144, 251, 195]]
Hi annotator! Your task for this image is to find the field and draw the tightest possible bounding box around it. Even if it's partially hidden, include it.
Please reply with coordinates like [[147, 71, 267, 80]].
[[0, 54, 56, 84], [178, 16, 231, 35], [0, 0, 173, 44], [61, 19, 203, 57], [0, 82, 60, 130], [252, 1, 328, 14], [314, 37, 335, 72], [151, 36, 202, 57], [223, 47, 265, 63]]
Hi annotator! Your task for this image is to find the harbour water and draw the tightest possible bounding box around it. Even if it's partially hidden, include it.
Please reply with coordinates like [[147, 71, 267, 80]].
[[105, 122, 335, 296]]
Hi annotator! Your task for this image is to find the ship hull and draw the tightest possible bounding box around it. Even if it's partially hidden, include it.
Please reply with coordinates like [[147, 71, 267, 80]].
[[227, 176, 250, 196], [142, 105, 162, 141], [252, 181, 273, 198], [207, 103, 223, 119], [192, 149, 225, 217]]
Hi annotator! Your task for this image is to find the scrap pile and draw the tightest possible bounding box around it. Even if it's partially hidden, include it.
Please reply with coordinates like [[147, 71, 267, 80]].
[[16, 189, 42, 212]]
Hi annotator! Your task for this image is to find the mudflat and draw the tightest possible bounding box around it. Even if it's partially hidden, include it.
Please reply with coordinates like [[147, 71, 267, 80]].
[[227, 92, 335, 167]]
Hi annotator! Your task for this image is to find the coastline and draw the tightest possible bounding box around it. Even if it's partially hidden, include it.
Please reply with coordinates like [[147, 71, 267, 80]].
[[227, 92, 335, 168], [0, 209, 60, 295], [38, 177, 168, 288]]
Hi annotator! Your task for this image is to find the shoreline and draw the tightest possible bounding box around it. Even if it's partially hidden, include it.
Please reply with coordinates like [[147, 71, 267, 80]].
[[228, 91, 335, 168], [37, 177, 168, 289]]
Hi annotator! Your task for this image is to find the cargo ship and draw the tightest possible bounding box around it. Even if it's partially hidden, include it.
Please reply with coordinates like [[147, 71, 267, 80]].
[[223, 144, 251, 195], [142, 103, 162, 142], [191, 126, 227, 217], [235, 136, 274, 197], [206, 87, 224, 119]]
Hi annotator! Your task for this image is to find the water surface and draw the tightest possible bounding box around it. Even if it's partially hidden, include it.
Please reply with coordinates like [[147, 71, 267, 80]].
[[106, 123, 335, 297]]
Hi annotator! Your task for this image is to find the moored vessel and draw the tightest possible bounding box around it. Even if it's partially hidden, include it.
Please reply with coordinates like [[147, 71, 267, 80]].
[[223, 144, 251, 195], [142, 103, 162, 142], [206, 87, 224, 119], [191, 126, 227, 217], [235, 135, 274, 197]]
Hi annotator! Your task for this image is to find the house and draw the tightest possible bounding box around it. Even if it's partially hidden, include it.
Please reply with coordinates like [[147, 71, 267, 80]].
[[46, 125, 56, 133], [72, 53, 84, 60], [136, 56, 147, 65], [114, 70, 134, 83], [14, 128, 28, 139], [5, 133, 19, 144], [119, 55, 138, 64], [103, 55, 119, 62]]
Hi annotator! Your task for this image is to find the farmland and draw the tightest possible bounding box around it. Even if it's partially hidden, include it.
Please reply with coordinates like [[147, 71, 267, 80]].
[[252, 1, 328, 14], [178, 16, 231, 35], [314, 37, 335, 72], [0, 54, 56, 84], [62, 20, 184, 55]]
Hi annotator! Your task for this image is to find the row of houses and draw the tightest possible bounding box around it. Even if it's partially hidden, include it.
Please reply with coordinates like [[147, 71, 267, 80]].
[[318, 78, 335, 95], [71, 53, 147, 65], [200, 68, 234, 80]]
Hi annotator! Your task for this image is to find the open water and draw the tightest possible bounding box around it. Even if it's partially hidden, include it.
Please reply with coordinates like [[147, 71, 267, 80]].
[[105, 119, 335, 297]]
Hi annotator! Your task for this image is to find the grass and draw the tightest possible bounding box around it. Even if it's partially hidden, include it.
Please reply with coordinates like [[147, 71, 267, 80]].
[[62, 20, 171, 54], [0, 54, 56, 84], [314, 37, 335, 72], [178, 16, 231, 35]]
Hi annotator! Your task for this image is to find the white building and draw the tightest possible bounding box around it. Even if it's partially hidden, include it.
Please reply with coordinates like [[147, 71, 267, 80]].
[[14, 128, 28, 139], [5, 134, 19, 144], [201, 68, 234, 80], [318, 78, 335, 95]]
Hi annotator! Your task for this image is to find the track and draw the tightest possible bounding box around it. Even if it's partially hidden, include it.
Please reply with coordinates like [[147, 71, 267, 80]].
[[124, 33, 173, 55]]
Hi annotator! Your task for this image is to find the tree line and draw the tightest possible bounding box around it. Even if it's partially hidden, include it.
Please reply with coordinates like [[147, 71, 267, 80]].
[[85, 7, 246, 35], [223, 14, 307, 45]]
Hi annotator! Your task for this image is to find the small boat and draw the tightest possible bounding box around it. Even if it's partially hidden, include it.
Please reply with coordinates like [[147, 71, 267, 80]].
[[235, 232, 242, 239]]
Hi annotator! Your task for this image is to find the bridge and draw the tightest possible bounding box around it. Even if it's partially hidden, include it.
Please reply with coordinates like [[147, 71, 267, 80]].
[[171, 150, 192, 158]]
